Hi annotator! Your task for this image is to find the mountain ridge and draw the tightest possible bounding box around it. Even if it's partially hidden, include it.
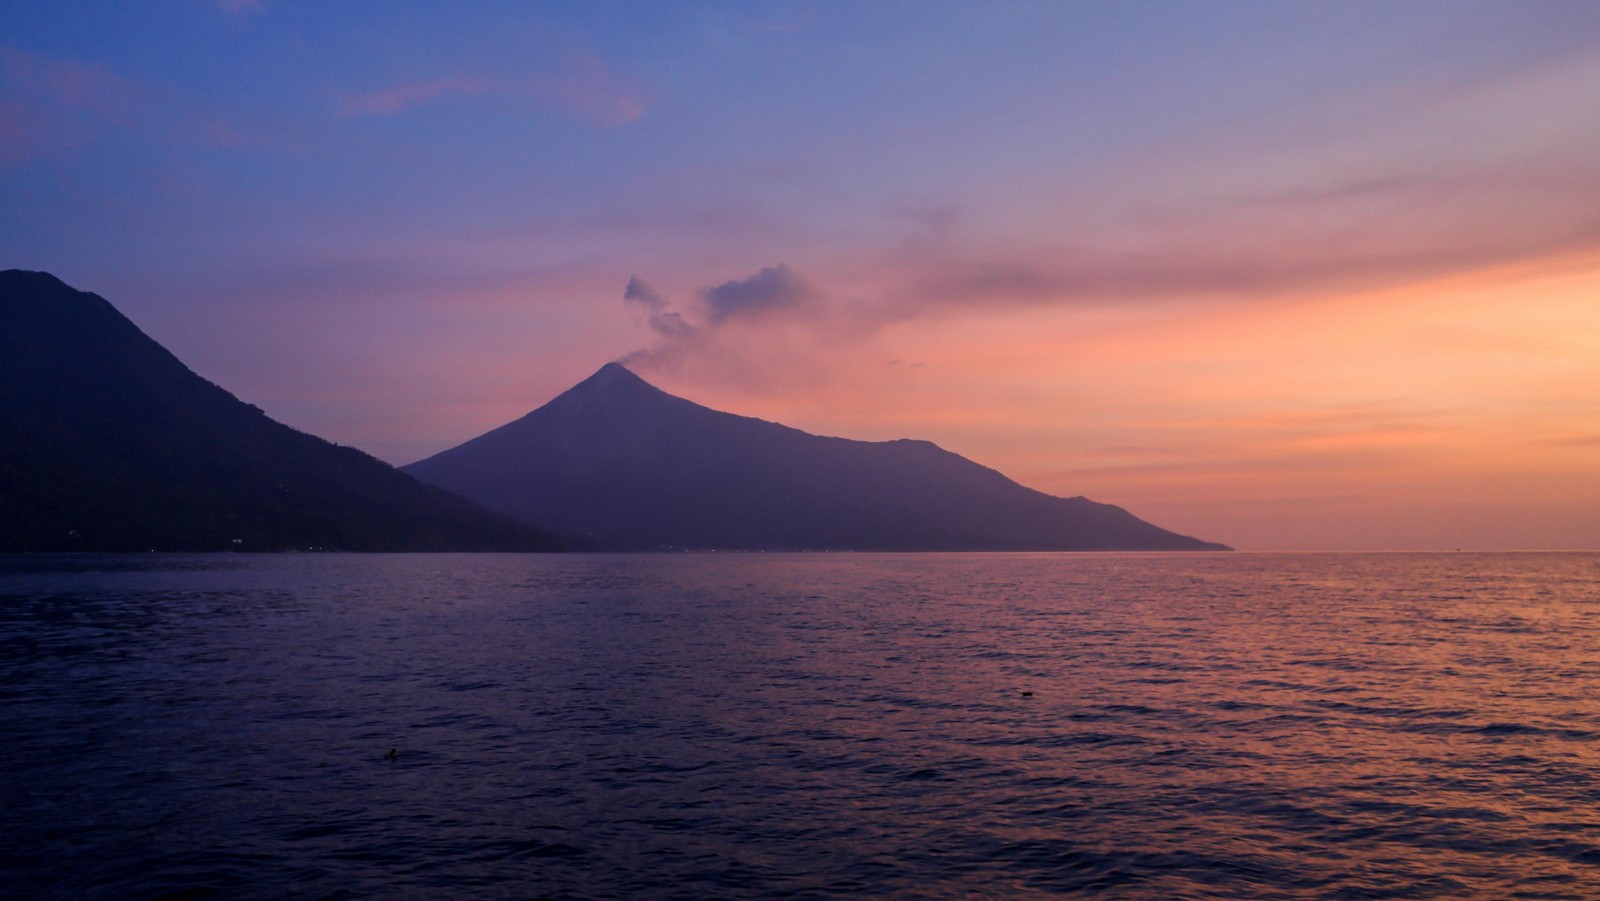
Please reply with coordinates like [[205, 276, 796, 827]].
[[405, 362, 1231, 551], [0, 269, 564, 552]]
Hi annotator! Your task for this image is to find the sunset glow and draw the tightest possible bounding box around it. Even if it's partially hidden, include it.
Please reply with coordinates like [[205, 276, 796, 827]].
[[5, 1, 1598, 549]]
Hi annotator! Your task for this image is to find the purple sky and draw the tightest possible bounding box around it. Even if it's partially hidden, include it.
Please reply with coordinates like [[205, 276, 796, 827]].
[[5, 1, 1600, 549]]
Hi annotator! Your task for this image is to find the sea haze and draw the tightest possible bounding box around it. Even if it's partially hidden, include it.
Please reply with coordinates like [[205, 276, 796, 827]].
[[3, 552, 1598, 899]]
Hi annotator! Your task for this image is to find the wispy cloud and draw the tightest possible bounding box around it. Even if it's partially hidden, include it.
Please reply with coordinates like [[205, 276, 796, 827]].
[[0, 45, 297, 162], [901, 242, 1509, 311], [535, 52, 649, 126], [1, 47, 136, 116], [704, 264, 818, 323], [857, 128, 1600, 324], [339, 75, 505, 117], [0, 48, 139, 164], [619, 263, 829, 369], [889, 213, 1600, 317], [338, 53, 648, 125], [624, 275, 696, 339]]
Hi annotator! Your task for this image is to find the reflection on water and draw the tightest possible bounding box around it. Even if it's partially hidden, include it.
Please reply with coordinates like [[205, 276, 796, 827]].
[[2, 552, 1598, 898]]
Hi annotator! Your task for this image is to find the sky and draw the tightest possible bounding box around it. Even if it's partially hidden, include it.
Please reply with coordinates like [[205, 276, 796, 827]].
[[4, 1, 1599, 551]]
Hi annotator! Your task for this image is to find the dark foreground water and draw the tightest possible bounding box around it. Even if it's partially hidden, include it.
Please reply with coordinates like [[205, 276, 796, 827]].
[[2, 552, 1599, 899]]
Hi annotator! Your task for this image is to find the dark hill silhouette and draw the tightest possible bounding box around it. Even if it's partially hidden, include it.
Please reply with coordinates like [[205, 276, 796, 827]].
[[0, 270, 562, 552], [404, 363, 1231, 551]]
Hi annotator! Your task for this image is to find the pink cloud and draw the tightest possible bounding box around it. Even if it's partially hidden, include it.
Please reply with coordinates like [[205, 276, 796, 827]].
[[337, 53, 648, 125], [529, 52, 649, 126], [1, 48, 136, 117], [0, 48, 139, 164], [338, 75, 506, 117], [870, 169, 1600, 323]]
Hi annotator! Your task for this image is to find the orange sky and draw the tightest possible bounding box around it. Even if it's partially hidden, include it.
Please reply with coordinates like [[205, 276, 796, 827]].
[[7, 4, 1600, 549], [622, 250, 1600, 551]]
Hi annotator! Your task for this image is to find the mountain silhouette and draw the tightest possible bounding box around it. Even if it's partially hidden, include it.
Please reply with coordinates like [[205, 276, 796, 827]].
[[0, 270, 562, 552], [404, 363, 1231, 551]]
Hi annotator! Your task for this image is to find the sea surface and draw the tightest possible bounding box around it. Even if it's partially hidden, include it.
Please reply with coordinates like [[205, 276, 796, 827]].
[[2, 552, 1598, 899]]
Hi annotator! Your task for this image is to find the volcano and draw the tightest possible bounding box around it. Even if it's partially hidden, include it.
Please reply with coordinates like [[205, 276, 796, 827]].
[[404, 363, 1230, 552]]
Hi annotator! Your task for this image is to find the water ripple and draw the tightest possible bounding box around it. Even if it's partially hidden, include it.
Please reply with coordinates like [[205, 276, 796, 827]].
[[2, 551, 1599, 898]]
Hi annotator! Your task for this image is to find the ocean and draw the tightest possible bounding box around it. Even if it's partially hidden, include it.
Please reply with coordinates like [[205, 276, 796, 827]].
[[2, 552, 1597, 899]]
